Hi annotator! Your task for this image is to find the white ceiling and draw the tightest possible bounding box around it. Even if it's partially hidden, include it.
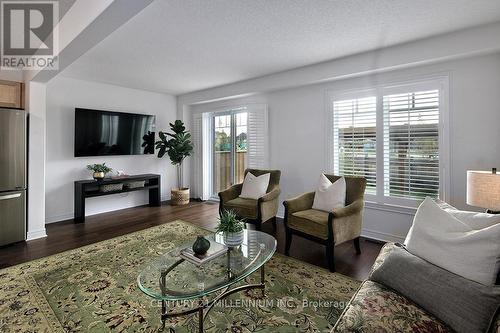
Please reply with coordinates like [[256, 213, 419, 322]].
[[60, 0, 500, 95]]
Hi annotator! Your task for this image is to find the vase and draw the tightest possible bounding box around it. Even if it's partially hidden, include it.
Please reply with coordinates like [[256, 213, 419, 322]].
[[223, 230, 244, 247], [93, 172, 105, 181], [192, 236, 210, 255]]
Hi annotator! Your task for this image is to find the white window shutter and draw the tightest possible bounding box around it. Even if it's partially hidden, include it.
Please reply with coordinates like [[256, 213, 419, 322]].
[[246, 104, 269, 169], [332, 96, 377, 194], [201, 113, 212, 200], [191, 113, 203, 199], [191, 112, 213, 201], [383, 89, 440, 200]]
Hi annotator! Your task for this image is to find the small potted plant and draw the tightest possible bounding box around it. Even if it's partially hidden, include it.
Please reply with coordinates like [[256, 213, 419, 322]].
[[155, 120, 193, 206], [216, 210, 244, 247], [87, 163, 112, 181]]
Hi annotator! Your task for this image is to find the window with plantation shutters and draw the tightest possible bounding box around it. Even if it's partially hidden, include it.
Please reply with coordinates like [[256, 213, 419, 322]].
[[333, 96, 377, 194], [328, 77, 449, 207], [383, 90, 440, 200]]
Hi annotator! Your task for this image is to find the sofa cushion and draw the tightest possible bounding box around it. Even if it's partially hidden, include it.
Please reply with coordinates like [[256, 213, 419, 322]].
[[332, 280, 453, 333], [370, 245, 500, 333], [289, 209, 330, 239], [225, 197, 258, 219], [405, 197, 500, 285]]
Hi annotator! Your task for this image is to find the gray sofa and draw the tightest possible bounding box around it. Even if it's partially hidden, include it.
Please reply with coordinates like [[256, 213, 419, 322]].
[[333, 243, 500, 333]]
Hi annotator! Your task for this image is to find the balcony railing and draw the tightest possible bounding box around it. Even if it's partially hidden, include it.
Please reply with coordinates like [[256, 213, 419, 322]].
[[214, 151, 247, 193]]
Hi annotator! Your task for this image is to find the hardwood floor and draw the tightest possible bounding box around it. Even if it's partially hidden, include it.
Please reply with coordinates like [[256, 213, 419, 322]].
[[0, 201, 383, 280]]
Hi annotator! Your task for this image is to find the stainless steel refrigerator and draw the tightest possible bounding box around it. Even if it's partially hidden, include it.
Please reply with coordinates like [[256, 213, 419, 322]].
[[0, 107, 26, 246]]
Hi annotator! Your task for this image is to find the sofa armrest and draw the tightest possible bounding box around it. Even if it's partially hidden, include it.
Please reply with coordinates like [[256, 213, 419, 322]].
[[332, 199, 364, 218], [218, 184, 243, 204], [283, 191, 315, 214], [260, 187, 280, 202], [368, 242, 398, 277]]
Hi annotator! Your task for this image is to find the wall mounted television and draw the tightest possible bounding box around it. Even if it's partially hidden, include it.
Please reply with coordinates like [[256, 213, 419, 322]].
[[74, 108, 156, 157]]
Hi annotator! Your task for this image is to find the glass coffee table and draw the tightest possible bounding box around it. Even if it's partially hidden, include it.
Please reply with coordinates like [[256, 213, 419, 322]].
[[137, 230, 277, 332]]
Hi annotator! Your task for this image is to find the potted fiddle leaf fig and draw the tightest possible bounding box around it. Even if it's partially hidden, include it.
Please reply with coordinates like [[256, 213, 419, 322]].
[[156, 120, 193, 205], [216, 210, 244, 247]]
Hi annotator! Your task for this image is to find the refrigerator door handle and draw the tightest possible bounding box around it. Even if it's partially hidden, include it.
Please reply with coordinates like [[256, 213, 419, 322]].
[[0, 193, 22, 200]]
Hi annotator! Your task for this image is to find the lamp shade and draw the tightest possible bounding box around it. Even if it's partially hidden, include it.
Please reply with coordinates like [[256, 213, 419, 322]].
[[466, 170, 500, 210]]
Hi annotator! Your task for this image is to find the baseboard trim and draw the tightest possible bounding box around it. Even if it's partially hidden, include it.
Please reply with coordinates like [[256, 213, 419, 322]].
[[361, 228, 405, 243], [46, 213, 74, 224], [277, 207, 285, 219], [27, 228, 47, 240], [46, 196, 170, 224]]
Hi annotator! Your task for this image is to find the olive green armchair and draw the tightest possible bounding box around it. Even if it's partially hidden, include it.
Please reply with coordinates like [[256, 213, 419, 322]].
[[283, 175, 366, 272], [218, 169, 281, 231]]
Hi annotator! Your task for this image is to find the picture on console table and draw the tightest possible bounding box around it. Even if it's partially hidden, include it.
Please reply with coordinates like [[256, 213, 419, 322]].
[[155, 120, 193, 206]]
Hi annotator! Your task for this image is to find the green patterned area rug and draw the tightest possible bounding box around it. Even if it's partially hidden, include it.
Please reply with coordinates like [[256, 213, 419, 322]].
[[0, 220, 360, 333]]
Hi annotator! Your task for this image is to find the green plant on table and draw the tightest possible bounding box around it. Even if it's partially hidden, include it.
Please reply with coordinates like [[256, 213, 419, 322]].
[[216, 210, 244, 234], [86, 163, 112, 174]]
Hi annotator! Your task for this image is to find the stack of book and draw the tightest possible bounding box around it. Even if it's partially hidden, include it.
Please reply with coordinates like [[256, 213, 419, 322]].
[[180, 240, 228, 265]]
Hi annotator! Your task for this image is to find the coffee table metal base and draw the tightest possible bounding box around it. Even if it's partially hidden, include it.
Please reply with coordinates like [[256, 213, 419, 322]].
[[160, 265, 266, 332]]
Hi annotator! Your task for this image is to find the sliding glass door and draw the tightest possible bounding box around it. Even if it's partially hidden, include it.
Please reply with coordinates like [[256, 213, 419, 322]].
[[213, 110, 248, 195]]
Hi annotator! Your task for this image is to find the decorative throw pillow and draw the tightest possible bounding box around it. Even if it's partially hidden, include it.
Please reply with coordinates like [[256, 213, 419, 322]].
[[371, 245, 500, 333], [239, 172, 270, 200], [405, 197, 500, 285], [447, 212, 500, 230], [312, 174, 346, 212], [435, 198, 500, 228]]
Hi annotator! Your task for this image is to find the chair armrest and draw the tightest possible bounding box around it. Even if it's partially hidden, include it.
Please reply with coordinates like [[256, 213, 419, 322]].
[[283, 191, 315, 214], [332, 199, 364, 218], [218, 184, 242, 203], [260, 187, 281, 202]]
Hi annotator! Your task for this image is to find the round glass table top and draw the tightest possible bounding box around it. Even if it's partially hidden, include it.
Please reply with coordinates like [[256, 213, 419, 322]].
[[137, 230, 277, 301]]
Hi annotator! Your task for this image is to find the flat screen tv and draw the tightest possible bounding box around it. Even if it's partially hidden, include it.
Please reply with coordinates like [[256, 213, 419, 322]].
[[74, 108, 156, 157]]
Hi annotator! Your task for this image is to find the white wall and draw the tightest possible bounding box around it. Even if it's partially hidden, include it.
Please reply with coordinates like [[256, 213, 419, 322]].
[[0, 70, 24, 82], [186, 53, 500, 242], [45, 77, 177, 223], [26, 81, 48, 240]]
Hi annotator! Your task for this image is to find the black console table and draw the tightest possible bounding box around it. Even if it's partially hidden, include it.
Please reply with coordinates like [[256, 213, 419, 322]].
[[74, 174, 161, 223]]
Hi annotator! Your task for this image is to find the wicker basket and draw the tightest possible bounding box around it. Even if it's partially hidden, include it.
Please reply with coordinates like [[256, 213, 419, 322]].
[[171, 188, 189, 206], [124, 180, 145, 189], [99, 183, 123, 193]]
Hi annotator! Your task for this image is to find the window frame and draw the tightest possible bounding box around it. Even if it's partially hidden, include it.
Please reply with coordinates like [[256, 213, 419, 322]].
[[327, 76, 450, 209], [210, 107, 248, 198]]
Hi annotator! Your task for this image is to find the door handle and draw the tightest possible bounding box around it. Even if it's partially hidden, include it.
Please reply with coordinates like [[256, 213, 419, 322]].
[[0, 193, 21, 200]]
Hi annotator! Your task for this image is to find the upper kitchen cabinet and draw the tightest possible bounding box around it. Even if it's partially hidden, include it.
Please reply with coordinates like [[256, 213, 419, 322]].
[[0, 80, 24, 109]]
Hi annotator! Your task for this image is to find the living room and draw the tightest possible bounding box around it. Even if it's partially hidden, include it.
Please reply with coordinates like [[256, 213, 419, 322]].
[[0, 1, 499, 332]]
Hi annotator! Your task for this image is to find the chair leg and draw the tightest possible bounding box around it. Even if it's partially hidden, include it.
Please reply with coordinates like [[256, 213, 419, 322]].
[[354, 237, 361, 255], [271, 217, 277, 233], [285, 228, 292, 256], [255, 220, 262, 231], [326, 242, 335, 272]]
